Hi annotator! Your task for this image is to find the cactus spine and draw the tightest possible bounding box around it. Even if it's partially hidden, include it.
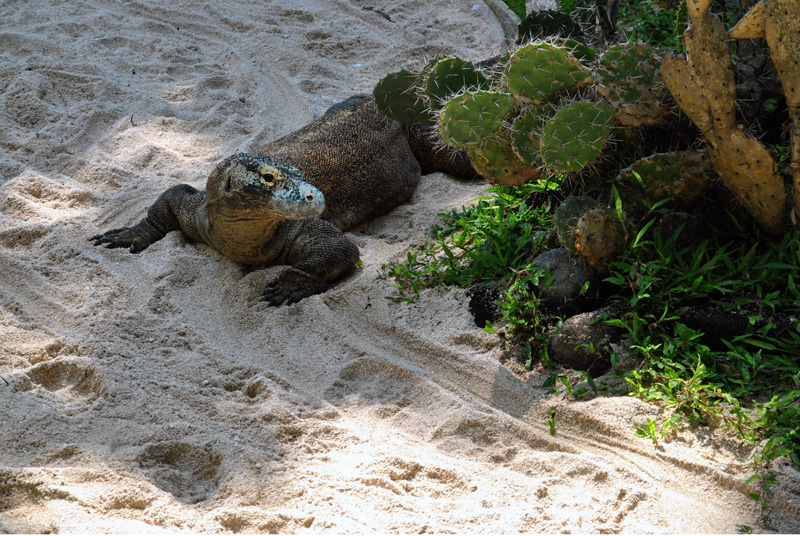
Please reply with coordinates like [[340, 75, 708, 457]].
[[729, 0, 800, 224], [504, 42, 593, 105], [661, 0, 787, 234], [596, 43, 668, 127], [539, 101, 615, 174], [438, 91, 514, 149]]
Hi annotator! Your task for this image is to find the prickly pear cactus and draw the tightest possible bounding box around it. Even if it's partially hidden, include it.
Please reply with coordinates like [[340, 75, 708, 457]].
[[517, 9, 584, 44], [416, 55, 446, 88], [509, 105, 555, 166], [504, 42, 593, 105], [422, 57, 490, 109], [468, 131, 542, 186], [661, 0, 787, 234], [730, 0, 800, 224], [547, 37, 597, 64], [596, 43, 668, 127], [539, 101, 615, 173], [438, 90, 514, 149], [553, 195, 598, 253], [615, 151, 715, 214], [573, 208, 627, 273], [373, 69, 433, 126]]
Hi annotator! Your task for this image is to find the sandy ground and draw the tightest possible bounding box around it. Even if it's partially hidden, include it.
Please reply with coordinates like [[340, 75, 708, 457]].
[[1, 0, 800, 533]]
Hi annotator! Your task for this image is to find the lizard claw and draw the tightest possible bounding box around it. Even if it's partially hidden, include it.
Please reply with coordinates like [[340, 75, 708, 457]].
[[259, 268, 328, 306], [90, 227, 149, 253]]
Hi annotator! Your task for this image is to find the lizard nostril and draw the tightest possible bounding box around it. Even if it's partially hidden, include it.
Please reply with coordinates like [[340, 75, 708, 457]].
[[306, 194, 316, 202]]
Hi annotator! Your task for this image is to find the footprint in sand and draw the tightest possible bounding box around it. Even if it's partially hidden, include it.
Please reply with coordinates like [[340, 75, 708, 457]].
[[137, 441, 222, 504], [24, 355, 105, 405]]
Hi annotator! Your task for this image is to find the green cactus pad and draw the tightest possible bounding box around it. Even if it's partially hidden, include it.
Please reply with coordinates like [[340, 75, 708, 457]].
[[373, 70, 433, 126], [596, 43, 668, 127], [553, 195, 598, 253], [615, 151, 715, 213], [438, 90, 514, 149], [509, 105, 552, 166], [417, 56, 446, 86], [467, 131, 542, 186], [539, 101, 615, 173], [547, 38, 597, 64], [504, 43, 593, 105], [422, 57, 491, 109], [517, 10, 584, 44]]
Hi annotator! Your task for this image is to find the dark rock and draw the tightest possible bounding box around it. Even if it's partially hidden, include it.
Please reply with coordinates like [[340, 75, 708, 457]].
[[548, 306, 623, 377], [532, 247, 597, 308], [468, 285, 502, 328], [680, 303, 799, 348]]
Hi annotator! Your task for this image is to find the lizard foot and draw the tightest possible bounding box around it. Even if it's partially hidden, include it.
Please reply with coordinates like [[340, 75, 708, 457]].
[[260, 268, 328, 306], [90, 227, 149, 253], [90, 221, 164, 253]]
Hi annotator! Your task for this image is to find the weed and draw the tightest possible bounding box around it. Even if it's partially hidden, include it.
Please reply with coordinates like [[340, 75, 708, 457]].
[[378, 177, 559, 352], [606, 216, 800, 469], [546, 409, 556, 435], [617, 0, 687, 52], [378, 179, 800, 472]]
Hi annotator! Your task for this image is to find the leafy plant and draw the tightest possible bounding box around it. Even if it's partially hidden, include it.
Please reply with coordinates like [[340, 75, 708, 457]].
[[618, 0, 687, 51], [605, 216, 800, 468], [375, 0, 800, 484], [380, 181, 800, 471], [378, 178, 562, 349], [499, 0, 526, 19]]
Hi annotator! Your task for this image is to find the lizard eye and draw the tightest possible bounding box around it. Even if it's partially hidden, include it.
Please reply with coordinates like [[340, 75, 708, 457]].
[[260, 172, 275, 187]]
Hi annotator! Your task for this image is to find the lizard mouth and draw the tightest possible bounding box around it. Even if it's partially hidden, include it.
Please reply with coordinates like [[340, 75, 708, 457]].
[[269, 182, 325, 220], [229, 181, 325, 220]]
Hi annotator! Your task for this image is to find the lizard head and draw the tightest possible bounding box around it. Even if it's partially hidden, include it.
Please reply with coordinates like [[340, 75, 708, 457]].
[[206, 153, 325, 222]]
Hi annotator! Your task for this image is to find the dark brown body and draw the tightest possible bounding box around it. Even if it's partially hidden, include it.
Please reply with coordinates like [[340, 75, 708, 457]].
[[264, 95, 421, 231]]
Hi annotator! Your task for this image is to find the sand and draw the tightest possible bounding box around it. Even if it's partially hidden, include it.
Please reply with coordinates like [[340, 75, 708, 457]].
[[1, 0, 799, 533]]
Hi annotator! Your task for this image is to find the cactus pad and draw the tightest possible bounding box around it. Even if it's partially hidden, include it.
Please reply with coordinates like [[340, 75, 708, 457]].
[[438, 90, 514, 149], [616, 151, 715, 213], [504, 43, 593, 105], [553, 195, 599, 253], [467, 131, 542, 186], [509, 105, 552, 166], [596, 43, 668, 127], [573, 208, 627, 273], [539, 101, 615, 173], [761, 0, 800, 222], [661, 4, 787, 234], [517, 10, 584, 44], [422, 57, 490, 109], [373, 69, 433, 126]]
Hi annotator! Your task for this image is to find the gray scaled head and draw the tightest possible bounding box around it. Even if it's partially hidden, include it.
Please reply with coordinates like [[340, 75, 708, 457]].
[[216, 153, 325, 221]]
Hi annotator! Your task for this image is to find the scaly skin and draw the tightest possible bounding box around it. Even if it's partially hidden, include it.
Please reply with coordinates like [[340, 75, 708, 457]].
[[91, 95, 479, 305]]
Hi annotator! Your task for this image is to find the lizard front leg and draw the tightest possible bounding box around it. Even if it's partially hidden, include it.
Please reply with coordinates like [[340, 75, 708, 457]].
[[91, 184, 205, 253], [260, 219, 359, 306]]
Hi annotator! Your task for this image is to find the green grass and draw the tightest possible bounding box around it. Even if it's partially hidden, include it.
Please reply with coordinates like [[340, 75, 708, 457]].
[[617, 0, 687, 51], [378, 177, 557, 303], [605, 217, 800, 469], [378, 181, 800, 481]]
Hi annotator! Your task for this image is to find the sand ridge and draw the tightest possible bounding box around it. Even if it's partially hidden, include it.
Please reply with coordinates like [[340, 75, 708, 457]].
[[1, 0, 800, 532]]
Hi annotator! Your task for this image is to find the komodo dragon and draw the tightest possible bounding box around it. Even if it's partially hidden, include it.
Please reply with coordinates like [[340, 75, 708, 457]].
[[91, 94, 480, 305]]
